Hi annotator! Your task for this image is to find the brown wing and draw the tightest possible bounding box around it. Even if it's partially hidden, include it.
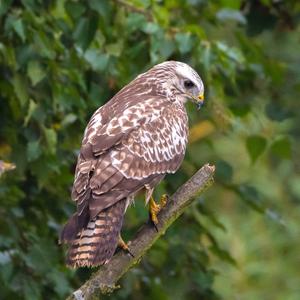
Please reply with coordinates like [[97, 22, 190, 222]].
[[86, 101, 189, 217], [61, 96, 188, 243], [61, 96, 188, 267], [114, 102, 189, 179]]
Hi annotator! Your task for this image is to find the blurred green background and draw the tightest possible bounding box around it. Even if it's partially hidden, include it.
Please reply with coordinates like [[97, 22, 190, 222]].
[[0, 0, 299, 299]]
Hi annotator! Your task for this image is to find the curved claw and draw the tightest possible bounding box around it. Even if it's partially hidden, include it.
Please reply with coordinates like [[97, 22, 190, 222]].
[[149, 194, 169, 231], [118, 235, 134, 258]]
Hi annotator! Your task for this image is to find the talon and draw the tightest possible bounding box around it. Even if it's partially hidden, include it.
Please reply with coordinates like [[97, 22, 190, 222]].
[[127, 249, 135, 258], [151, 212, 159, 225], [160, 194, 169, 208], [149, 196, 161, 230], [118, 235, 134, 258]]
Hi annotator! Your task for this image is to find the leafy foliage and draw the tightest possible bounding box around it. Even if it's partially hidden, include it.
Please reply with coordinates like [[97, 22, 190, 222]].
[[0, 0, 299, 299]]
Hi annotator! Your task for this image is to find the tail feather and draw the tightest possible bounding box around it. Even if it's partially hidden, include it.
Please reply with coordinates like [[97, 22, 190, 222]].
[[66, 199, 127, 268]]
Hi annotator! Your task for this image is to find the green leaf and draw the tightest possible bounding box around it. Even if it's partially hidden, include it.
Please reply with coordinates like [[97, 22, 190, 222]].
[[61, 113, 77, 127], [215, 160, 233, 184], [0, 0, 13, 17], [84, 49, 109, 71], [195, 204, 226, 232], [289, 176, 300, 200], [73, 16, 98, 50], [175, 32, 194, 54], [238, 184, 264, 212], [0, 251, 11, 265], [88, 0, 112, 17], [209, 245, 237, 266], [27, 61, 45, 86], [33, 31, 56, 59], [219, 0, 241, 9], [265, 102, 291, 121], [24, 279, 41, 300], [12, 19, 26, 42], [246, 135, 267, 163], [24, 99, 38, 126], [216, 9, 247, 24], [27, 140, 42, 162], [201, 45, 211, 72], [229, 103, 251, 117], [0, 262, 13, 286], [270, 137, 291, 159], [126, 13, 147, 33], [106, 42, 123, 57], [193, 270, 214, 290], [47, 270, 72, 296], [159, 38, 175, 59], [142, 22, 160, 34], [1, 44, 17, 67], [216, 41, 245, 64], [23, 238, 58, 273], [245, 4, 277, 36], [65, 1, 86, 19], [12, 74, 28, 107], [42, 127, 57, 155]]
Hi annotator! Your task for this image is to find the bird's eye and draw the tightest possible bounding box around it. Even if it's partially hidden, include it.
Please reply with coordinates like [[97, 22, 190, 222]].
[[184, 80, 195, 88]]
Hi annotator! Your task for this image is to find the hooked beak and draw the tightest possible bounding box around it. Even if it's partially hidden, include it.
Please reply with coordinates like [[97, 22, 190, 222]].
[[195, 93, 205, 110]]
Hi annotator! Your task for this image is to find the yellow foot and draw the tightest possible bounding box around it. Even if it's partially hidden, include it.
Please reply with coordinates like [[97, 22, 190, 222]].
[[149, 197, 160, 225], [160, 194, 169, 208], [149, 194, 169, 231], [118, 235, 134, 258]]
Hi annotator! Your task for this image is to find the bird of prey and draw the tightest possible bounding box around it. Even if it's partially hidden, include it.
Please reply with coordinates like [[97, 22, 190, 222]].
[[60, 61, 205, 268]]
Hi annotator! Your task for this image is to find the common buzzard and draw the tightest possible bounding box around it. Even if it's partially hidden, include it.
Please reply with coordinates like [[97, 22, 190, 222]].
[[60, 61, 205, 268]]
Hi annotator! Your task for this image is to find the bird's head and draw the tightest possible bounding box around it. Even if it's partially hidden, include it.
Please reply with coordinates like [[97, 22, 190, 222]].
[[172, 61, 205, 109], [149, 61, 205, 109]]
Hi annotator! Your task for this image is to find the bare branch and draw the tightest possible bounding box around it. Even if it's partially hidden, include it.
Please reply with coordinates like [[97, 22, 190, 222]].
[[67, 164, 215, 300]]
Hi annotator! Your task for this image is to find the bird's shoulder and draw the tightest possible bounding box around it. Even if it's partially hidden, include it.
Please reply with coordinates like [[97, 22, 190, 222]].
[[84, 95, 168, 138]]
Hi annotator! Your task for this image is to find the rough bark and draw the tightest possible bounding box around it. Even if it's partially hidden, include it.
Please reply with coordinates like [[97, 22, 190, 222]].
[[67, 164, 215, 300]]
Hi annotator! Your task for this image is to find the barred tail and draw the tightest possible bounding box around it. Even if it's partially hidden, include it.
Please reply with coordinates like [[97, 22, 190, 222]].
[[66, 199, 127, 268]]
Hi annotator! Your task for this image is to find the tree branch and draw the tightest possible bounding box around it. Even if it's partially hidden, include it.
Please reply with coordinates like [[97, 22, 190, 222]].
[[67, 164, 215, 300]]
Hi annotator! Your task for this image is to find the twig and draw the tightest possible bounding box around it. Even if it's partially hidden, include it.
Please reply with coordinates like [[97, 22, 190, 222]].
[[114, 0, 153, 21], [67, 164, 215, 300]]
